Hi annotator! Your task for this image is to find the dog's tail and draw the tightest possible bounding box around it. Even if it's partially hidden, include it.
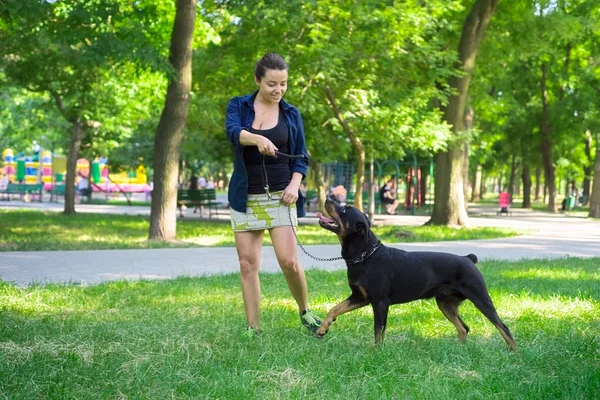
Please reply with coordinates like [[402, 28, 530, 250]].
[[466, 253, 478, 264]]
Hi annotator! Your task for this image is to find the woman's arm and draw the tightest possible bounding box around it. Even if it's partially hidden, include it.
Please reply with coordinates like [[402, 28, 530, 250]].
[[225, 97, 277, 156], [290, 109, 309, 178], [239, 130, 278, 156]]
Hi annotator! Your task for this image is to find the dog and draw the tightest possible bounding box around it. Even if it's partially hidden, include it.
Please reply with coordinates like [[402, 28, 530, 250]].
[[316, 198, 516, 351]]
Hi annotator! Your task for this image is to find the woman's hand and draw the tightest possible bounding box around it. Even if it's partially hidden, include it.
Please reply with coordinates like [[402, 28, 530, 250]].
[[256, 136, 278, 157], [281, 181, 300, 206]]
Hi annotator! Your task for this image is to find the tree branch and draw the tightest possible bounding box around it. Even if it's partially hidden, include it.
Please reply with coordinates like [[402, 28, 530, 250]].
[[324, 85, 354, 138]]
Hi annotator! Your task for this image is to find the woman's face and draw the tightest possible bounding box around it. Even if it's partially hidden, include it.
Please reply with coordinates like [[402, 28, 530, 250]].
[[255, 68, 288, 104]]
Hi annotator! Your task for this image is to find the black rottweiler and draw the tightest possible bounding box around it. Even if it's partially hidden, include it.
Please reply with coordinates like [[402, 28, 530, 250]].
[[316, 198, 516, 351]]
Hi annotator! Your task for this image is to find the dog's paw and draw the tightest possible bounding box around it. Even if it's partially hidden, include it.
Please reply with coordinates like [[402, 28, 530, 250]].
[[315, 327, 328, 338]]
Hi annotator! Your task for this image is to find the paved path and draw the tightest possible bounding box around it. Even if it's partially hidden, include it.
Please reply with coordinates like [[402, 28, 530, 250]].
[[1, 201, 598, 287]]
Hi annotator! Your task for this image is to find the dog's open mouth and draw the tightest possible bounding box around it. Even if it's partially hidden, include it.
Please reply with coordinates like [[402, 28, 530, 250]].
[[317, 212, 340, 233]]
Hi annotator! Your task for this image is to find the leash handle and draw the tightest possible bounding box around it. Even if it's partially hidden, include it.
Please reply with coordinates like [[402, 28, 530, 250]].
[[273, 151, 307, 160]]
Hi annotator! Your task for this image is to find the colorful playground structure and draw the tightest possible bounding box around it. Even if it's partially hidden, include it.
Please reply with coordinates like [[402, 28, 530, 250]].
[[2, 148, 151, 193]]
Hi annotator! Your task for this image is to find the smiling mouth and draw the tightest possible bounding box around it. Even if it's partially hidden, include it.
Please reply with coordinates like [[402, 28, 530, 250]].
[[317, 212, 340, 232]]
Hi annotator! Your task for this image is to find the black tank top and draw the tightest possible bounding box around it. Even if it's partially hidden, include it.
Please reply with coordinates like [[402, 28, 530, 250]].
[[244, 111, 292, 194]]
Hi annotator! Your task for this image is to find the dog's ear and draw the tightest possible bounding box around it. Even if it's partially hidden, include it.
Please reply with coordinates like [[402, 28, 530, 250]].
[[356, 222, 370, 238], [363, 212, 372, 228]]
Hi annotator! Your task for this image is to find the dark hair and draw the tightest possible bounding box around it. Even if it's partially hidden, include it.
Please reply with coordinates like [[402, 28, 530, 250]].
[[254, 53, 288, 80]]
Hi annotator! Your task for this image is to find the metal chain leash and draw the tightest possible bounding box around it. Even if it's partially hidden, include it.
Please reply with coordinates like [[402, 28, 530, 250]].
[[261, 151, 343, 262], [287, 206, 344, 262]]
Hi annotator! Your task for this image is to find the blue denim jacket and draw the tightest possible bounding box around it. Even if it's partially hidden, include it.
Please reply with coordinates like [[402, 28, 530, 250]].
[[225, 91, 309, 217]]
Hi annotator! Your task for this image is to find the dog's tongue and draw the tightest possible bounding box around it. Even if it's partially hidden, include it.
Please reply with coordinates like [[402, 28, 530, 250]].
[[317, 212, 335, 224]]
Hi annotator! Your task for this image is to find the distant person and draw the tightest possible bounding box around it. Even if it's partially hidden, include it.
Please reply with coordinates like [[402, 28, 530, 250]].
[[190, 175, 199, 190], [379, 177, 400, 215], [0, 174, 8, 191], [189, 175, 200, 213], [77, 175, 89, 196], [205, 179, 215, 189], [199, 176, 207, 188], [331, 185, 347, 205]]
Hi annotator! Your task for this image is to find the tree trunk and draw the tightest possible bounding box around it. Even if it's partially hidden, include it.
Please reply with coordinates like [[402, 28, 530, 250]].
[[589, 140, 600, 218], [462, 143, 470, 211], [324, 85, 365, 211], [471, 164, 482, 202], [430, 148, 469, 225], [64, 120, 84, 215], [522, 162, 532, 208], [311, 159, 328, 213], [508, 155, 517, 198], [534, 166, 542, 201], [420, 165, 429, 206], [149, 0, 196, 240], [583, 130, 593, 206], [540, 62, 557, 212], [462, 108, 473, 210], [429, 0, 498, 226], [480, 171, 487, 197]]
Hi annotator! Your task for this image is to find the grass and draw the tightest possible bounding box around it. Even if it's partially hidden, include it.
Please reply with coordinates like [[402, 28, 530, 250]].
[[1, 257, 599, 399], [0, 209, 522, 252]]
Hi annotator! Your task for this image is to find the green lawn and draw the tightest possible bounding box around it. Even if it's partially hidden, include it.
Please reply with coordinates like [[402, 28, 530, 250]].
[[1, 258, 598, 399], [0, 209, 522, 251]]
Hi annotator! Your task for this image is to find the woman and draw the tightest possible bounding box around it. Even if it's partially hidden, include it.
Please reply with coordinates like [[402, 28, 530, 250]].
[[225, 53, 321, 336], [379, 176, 400, 215]]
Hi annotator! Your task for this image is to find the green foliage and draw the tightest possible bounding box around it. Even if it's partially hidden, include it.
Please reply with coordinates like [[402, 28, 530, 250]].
[[471, 0, 600, 181], [192, 0, 469, 166], [0, 0, 176, 172], [0, 87, 70, 153], [0, 258, 598, 398]]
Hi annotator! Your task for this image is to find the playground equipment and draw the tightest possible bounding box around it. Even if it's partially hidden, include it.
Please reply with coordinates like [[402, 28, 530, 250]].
[[2, 148, 53, 184], [2, 148, 150, 193], [369, 155, 434, 215]]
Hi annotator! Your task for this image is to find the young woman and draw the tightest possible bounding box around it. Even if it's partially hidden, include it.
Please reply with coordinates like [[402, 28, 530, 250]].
[[225, 53, 321, 336]]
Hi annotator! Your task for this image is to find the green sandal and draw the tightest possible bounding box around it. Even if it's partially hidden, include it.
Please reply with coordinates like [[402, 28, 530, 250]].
[[300, 309, 322, 335]]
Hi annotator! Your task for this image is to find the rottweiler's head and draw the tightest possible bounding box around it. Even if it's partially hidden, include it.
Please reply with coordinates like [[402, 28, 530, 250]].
[[317, 198, 372, 243]]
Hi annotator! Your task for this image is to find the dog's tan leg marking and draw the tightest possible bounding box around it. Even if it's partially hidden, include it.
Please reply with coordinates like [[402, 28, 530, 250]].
[[316, 298, 368, 337], [356, 284, 368, 299], [436, 300, 468, 341], [495, 323, 517, 351], [374, 328, 385, 345]]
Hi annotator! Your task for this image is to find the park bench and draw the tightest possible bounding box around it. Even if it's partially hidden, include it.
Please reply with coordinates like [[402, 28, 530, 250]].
[[46, 185, 92, 203], [47, 184, 66, 202], [0, 183, 44, 202], [177, 188, 222, 219]]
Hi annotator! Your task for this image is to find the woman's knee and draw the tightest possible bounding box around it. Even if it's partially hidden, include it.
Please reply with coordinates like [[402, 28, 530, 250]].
[[279, 257, 298, 274], [239, 257, 260, 278]]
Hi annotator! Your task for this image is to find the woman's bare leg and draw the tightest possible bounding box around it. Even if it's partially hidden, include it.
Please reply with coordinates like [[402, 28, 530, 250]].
[[234, 230, 265, 329], [269, 226, 309, 312]]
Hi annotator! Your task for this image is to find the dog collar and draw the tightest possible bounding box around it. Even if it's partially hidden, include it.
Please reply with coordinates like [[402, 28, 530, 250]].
[[346, 242, 381, 265]]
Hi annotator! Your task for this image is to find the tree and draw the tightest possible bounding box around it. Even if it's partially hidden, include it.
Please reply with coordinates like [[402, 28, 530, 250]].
[[429, 0, 499, 226], [148, 0, 197, 241], [470, 0, 600, 213], [0, 0, 167, 214], [590, 135, 600, 218]]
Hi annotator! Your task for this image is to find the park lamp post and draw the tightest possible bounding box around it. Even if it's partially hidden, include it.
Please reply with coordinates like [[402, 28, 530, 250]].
[[32, 140, 42, 184]]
